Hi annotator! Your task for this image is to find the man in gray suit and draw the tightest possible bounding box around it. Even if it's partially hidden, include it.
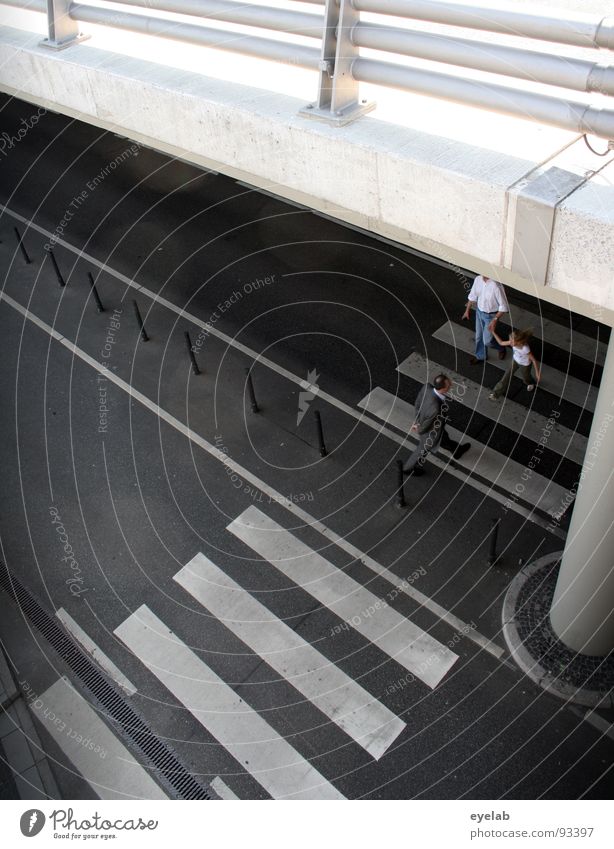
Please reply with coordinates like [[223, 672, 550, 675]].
[[403, 374, 471, 476]]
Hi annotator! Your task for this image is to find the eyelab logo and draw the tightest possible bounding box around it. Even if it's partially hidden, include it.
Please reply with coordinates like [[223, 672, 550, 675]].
[[297, 369, 320, 425], [20, 810, 46, 837]]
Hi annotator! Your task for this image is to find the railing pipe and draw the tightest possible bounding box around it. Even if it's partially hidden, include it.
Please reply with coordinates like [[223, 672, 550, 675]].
[[353, 23, 614, 97], [352, 0, 614, 52], [70, 4, 321, 68], [107, 0, 325, 40], [353, 57, 614, 139]]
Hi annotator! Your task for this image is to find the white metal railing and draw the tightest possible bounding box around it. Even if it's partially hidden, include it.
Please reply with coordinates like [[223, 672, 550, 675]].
[[3, 0, 614, 139]]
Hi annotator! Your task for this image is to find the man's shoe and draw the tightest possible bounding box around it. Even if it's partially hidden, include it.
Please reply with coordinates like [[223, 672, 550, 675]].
[[498, 349, 507, 360], [453, 443, 471, 460], [469, 356, 485, 365]]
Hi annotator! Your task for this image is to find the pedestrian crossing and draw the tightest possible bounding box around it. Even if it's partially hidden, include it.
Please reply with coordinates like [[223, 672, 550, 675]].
[[359, 386, 568, 517], [397, 351, 587, 465], [174, 553, 406, 760], [43, 499, 473, 800], [432, 323, 598, 411]]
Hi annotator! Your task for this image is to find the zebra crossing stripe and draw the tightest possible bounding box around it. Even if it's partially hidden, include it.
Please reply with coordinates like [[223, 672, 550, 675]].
[[31, 677, 167, 799], [114, 605, 346, 800], [358, 387, 571, 518], [227, 506, 458, 689], [432, 323, 598, 412], [505, 303, 606, 366], [397, 351, 587, 465], [174, 554, 406, 760], [210, 776, 240, 799]]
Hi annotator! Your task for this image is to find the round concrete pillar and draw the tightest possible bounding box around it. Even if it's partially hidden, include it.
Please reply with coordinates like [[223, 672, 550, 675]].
[[549, 337, 614, 656]]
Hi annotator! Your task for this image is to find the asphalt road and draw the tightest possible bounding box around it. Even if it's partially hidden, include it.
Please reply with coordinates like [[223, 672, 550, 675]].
[[0, 93, 612, 801]]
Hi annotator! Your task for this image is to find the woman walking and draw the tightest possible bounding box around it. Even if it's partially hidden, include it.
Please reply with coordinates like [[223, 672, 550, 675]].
[[488, 327, 541, 400]]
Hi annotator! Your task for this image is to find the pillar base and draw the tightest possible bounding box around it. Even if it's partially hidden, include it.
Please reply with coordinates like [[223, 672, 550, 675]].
[[39, 33, 90, 51], [502, 553, 614, 708], [299, 99, 376, 127]]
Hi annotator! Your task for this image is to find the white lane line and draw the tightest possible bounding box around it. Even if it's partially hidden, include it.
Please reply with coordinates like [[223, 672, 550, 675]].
[[228, 507, 458, 689], [359, 387, 571, 519], [1, 290, 506, 659], [505, 303, 607, 365], [114, 605, 345, 800], [56, 608, 137, 697], [30, 676, 167, 799], [433, 323, 598, 412], [210, 776, 240, 799], [175, 554, 405, 760], [583, 710, 614, 742], [0, 205, 565, 535], [397, 351, 587, 465]]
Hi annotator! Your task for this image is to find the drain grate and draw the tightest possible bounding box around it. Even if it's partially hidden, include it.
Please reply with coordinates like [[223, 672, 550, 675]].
[[0, 561, 211, 800]]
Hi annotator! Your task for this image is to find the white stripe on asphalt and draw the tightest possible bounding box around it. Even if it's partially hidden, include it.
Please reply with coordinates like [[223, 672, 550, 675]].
[[114, 605, 345, 800], [397, 351, 587, 465], [56, 608, 137, 696], [432, 323, 598, 412], [175, 554, 405, 759], [0, 206, 566, 538], [30, 676, 167, 799], [210, 776, 240, 799], [358, 387, 571, 518], [1, 290, 506, 659], [505, 303, 607, 366], [227, 507, 458, 688]]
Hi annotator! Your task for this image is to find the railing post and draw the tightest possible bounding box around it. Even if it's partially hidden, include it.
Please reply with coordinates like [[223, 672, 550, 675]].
[[41, 0, 88, 50], [301, 0, 375, 126]]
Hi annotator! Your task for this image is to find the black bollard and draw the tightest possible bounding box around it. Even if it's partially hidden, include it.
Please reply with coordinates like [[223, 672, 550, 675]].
[[46, 248, 65, 287], [245, 368, 259, 413], [396, 460, 407, 509], [314, 409, 327, 457], [184, 331, 200, 375], [14, 227, 31, 264], [487, 517, 501, 566], [132, 299, 149, 342], [87, 272, 105, 313]]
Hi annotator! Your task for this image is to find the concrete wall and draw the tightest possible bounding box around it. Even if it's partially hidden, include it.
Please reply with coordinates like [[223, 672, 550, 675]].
[[1, 23, 613, 324]]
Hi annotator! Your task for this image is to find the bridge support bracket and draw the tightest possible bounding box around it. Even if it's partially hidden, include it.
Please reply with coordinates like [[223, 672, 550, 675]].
[[40, 0, 90, 50], [301, 0, 375, 127]]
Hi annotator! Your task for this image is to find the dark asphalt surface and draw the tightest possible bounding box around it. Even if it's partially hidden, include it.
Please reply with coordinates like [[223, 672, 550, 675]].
[[0, 93, 612, 800]]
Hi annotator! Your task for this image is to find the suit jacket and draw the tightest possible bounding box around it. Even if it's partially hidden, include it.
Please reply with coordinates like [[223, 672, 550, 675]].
[[414, 383, 448, 449]]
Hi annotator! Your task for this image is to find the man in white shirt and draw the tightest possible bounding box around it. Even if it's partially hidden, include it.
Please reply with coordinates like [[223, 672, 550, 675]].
[[462, 275, 509, 364]]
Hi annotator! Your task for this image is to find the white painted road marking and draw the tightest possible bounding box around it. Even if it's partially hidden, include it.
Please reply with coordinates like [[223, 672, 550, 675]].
[[359, 387, 571, 519], [228, 506, 458, 688], [1, 290, 506, 656], [56, 608, 137, 696], [433, 323, 598, 412], [0, 208, 566, 536], [31, 677, 167, 799], [175, 553, 406, 759], [397, 351, 587, 465], [114, 605, 346, 799], [210, 776, 240, 799]]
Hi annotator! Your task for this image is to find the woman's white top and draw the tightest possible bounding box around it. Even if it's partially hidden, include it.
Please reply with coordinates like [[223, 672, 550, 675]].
[[512, 344, 531, 366]]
